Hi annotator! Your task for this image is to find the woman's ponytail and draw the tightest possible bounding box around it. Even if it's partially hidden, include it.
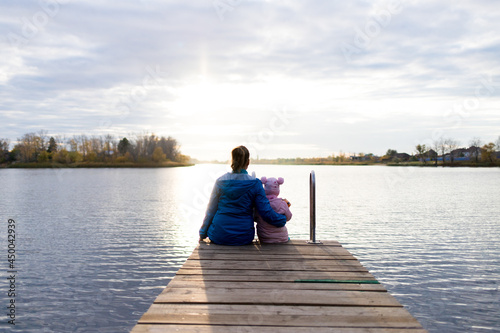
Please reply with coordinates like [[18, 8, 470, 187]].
[[231, 145, 250, 172]]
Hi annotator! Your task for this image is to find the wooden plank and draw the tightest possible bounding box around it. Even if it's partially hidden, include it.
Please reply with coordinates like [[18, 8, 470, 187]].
[[284, 239, 342, 246], [184, 257, 364, 265], [198, 241, 344, 249], [194, 246, 347, 253], [195, 240, 342, 247], [177, 268, 373, 275], [138, 304, 422, 328], [154, 287, 401, 307], [132, 325, 428, 333], [165, 280, 387, 292], [176, 268, 375, 280], [192, 249, 353, 257], [256, 239, 343, 246], [130, 240, 427, 332], [181, 259, 368, 271], [188, 252, 357, 261], [196, 245, 350, 256]]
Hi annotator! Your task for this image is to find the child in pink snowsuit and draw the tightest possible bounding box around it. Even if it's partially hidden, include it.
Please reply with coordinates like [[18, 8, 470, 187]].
[[255, 177, 292, 243]]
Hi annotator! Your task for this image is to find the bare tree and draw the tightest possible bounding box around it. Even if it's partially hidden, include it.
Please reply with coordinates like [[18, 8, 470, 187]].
[[146, 133, 159, 158], [74, 135, 89, 158], [437, 138, 447, 164], [89, 136, 102, 156], [38, 130, 49, 151], [104, 134, 114, 159], [0, 138, 10, 162], [159, 136, 179, 161], [54, 135, 67, 151], [68, 137, 78, 152], [17, 133, 36, 162], [432, 140, 441, 166], [0, 138, 10, 151], [133, 132, 150, 159], [469, 137, 482, 163], [445, 138, 460, 164]]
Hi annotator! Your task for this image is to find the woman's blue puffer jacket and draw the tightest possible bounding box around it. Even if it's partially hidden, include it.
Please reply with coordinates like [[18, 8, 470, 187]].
[[199, 171, 287, 245]]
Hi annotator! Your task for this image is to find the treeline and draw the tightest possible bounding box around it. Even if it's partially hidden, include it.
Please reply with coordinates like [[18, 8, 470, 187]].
[[0, 130, 191, 167], [250, 136, 500, 166], [251, 153, 378, 165], [412, 136, 500, 166]]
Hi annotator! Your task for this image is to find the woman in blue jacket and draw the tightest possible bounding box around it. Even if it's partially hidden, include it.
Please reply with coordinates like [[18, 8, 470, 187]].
[[199, 146, 287, 245]]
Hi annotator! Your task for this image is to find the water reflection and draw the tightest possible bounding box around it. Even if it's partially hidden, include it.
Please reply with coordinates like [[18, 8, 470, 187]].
[[0, 166, 498, 332]]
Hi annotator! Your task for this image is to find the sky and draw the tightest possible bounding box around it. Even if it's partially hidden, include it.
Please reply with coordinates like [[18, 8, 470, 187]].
[[1, 0, 499, 161]]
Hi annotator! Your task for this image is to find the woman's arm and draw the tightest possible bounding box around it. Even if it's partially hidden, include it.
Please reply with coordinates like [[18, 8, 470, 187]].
[[254, 182, 286, 228], [273, 199, 292, 221], [199, 182, 221, 239]]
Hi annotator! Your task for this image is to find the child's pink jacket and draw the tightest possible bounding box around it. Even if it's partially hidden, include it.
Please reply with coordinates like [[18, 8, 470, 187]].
[[256, 195, 292, 243]]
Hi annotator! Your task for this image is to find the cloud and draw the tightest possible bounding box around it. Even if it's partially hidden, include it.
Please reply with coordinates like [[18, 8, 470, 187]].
[[1, 0, 499, 160]]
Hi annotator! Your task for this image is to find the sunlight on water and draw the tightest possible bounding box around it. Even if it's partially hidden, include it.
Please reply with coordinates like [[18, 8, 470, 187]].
[[0, 165, 498, 332]]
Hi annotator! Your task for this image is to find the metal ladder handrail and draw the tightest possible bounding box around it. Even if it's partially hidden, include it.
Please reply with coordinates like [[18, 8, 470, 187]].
[[308, 170, 322, 244]]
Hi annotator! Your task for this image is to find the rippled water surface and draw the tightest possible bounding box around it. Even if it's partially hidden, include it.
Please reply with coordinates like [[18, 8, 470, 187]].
[[0, 165, 499, 332]]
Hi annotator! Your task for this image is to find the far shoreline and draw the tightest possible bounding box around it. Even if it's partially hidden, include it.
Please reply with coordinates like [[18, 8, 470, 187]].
[[1, 161, 194, 169], [191, 160, 500, 168], [2, 161, 499, 169]]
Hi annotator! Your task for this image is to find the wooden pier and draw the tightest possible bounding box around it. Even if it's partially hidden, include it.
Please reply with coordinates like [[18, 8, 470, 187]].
[[131, 240, 427, 332]]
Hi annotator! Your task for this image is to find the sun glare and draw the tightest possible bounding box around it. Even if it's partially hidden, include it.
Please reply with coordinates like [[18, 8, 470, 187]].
[[170, 76, 318, 117]]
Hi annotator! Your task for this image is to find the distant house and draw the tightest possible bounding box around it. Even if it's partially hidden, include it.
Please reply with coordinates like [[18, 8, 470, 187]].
[[446, 148, 466, 162], [466, 146, 481, 161], [437, 146, 483, 162], [428, 149, 437, 162], [448, 146, 481, 162], [349, 154, 378, 162], [452, 148, 468, 158], [380, 156, 392, 163], [421, 149, 437, 162], [394, 153, 410, 161], [441, 153, 456, 162], [380, 152, 410, 163]]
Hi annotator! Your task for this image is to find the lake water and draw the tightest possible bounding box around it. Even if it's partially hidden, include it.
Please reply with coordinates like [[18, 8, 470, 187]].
[[0, 164, 499, 332]]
